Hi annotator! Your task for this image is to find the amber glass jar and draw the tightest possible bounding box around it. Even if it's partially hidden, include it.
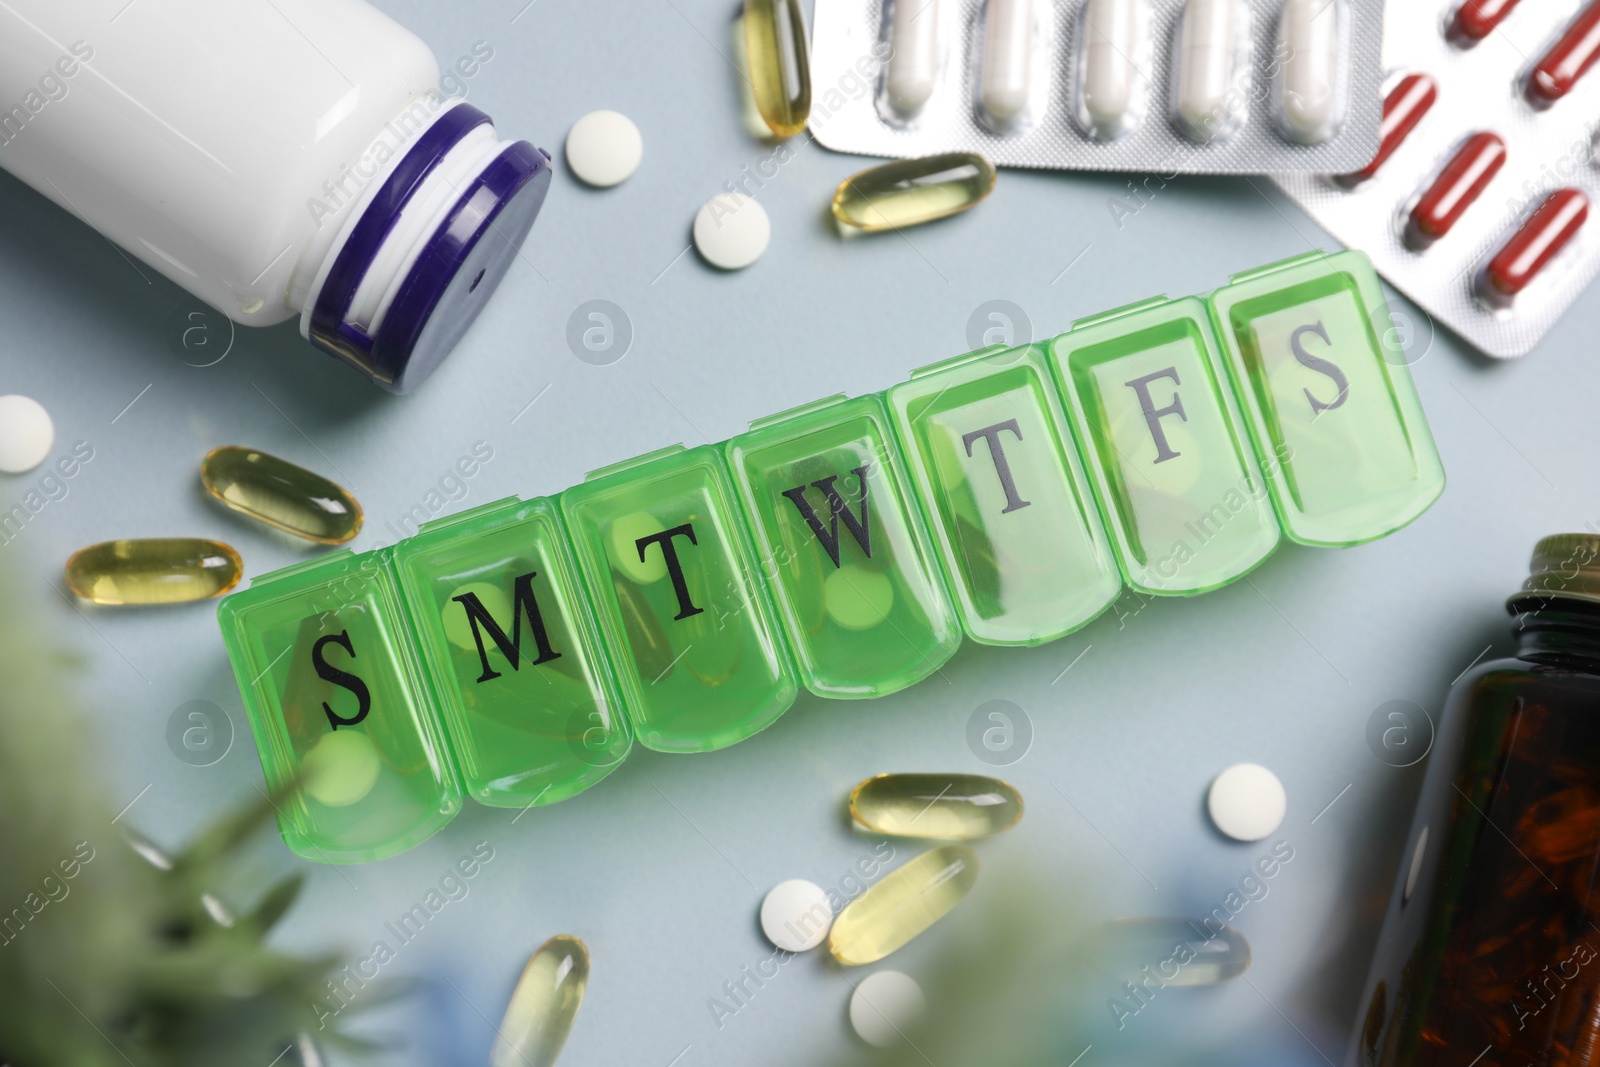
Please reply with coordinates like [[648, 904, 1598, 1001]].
[[1355, 534, 1600, 1066]]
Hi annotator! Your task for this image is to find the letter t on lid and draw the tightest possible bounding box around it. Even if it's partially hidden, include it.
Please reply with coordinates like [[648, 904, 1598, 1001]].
[[887, 344, 1120, 646], [1207, 250, 1444, 547], [560, 444, 797, 753]]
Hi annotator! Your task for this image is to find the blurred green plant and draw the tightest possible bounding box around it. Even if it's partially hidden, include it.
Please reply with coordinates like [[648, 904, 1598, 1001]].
[[840, 873, 1099, 1067], [0, 561, 377, 1066]]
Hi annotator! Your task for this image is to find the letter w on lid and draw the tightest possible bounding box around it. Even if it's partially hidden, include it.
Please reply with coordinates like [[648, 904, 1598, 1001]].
[[726, 395, 960, 699], [1208, 250, 1444, 547], [1049, 296, 1280, 596], [780, 466, 873, 567]]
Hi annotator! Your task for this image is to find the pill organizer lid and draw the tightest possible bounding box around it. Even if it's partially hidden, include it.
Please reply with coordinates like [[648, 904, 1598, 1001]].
[[308, 104, 552, 394], [1510, 534, 1600, 611]]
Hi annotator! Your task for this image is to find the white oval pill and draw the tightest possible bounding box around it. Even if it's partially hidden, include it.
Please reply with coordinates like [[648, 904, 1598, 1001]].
[[980, 0, 1035, 129], [565, 110, 643, 188], [1082, 0, 1146, 139], [1277, 0, 1343, 144], [850, 970, 926, 1047], [0, 395, 54, 474], [1176, 0, 1239, 139], [887, 0, 942, 117], [693, 193, 770, 270], [760, 878, 833, 951], [1207, 763, 1286, 842]]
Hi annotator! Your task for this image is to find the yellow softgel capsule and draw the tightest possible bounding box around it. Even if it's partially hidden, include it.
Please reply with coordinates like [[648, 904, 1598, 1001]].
[[65, 538, 242, 605], [830, 845, 979, 965], [850, 773, 1023, 840], [743, 0, 811, 138], [491, 934, 590, 1067], [832, 153, 997, 232], [201, 445, 363, 544]]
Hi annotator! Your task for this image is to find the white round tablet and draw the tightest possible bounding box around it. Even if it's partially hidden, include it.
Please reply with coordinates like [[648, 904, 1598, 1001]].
[[0, 395, 54, 474], [564, 110, 643, 188], [849, 970, 925, 1047], [1207, 763, 1287, 842], [693, 193, 770, 270], [760, 878, 832, 952]]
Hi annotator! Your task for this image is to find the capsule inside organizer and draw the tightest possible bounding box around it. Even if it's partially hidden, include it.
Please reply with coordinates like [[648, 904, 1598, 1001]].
[[1208, 250, 1445, 547], [726, 394, 960, 698], [216, 550, 462, 863], [560, 445, 798, 752], [1048, 296, 1280, 595], [389, 497, 633, 807], [887, 344, 1121, 645]]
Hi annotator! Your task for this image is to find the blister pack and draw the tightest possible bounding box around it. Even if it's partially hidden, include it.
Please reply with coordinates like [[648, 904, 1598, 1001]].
[[1275, 0, 1600, 359], [808, 0, 1384, 173]]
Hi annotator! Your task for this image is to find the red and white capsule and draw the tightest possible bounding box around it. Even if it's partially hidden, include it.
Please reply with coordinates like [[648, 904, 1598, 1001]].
[[1478, 188, 1589, 306], [1447, 0, 1522, 47], [1336, 72, 1436, 187], [1525, 0, 1600, 107], [1404, 131, 1507, 249]]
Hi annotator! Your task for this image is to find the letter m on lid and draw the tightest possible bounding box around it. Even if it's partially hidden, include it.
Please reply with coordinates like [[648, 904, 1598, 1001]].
[[451, 571, 562, 683]]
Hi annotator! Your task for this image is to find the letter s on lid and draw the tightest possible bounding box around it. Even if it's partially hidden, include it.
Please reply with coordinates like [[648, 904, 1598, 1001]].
[[215, 548, 462, 864], [1209, 250, 1444, 547]]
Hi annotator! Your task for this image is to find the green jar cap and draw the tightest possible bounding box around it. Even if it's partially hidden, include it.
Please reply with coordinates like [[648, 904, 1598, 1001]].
[[1511, 534, 1600, 611]]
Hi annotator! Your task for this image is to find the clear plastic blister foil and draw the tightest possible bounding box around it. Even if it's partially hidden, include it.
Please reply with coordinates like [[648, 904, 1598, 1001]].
[[1274, 0, 1600, 359], [808, 0, 1384, 174]]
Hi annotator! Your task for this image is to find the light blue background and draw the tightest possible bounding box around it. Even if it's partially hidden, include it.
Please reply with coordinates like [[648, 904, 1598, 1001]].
[[0, 1, 1594, 1064]]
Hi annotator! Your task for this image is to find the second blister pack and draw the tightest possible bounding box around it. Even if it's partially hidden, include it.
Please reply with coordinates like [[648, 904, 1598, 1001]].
[[1275, 0, 1600, 359], [809, 0, 1384, 173]]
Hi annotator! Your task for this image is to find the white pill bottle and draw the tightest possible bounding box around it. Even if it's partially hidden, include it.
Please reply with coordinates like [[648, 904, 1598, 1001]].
[[0, 0, 550, 392]]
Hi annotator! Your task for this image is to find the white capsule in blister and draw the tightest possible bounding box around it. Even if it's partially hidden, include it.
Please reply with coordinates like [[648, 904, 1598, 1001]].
[[1173, 0, 1247, 142], [979, 0, 1035, 131], [1275, 0, 1345, 145], [886, 0, 942, 119], [1079, 0, 1148, 141]]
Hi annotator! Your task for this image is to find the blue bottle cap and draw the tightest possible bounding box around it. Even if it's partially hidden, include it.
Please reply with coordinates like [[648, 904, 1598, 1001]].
[[308, 104, 551, 393]]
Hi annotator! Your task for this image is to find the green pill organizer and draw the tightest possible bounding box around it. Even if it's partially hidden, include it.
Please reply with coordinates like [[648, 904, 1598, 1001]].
[[219, 251, 1446, 863]]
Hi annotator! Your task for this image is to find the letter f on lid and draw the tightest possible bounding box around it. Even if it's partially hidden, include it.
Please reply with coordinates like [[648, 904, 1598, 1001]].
[[1123, 366, 1187, 463]]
